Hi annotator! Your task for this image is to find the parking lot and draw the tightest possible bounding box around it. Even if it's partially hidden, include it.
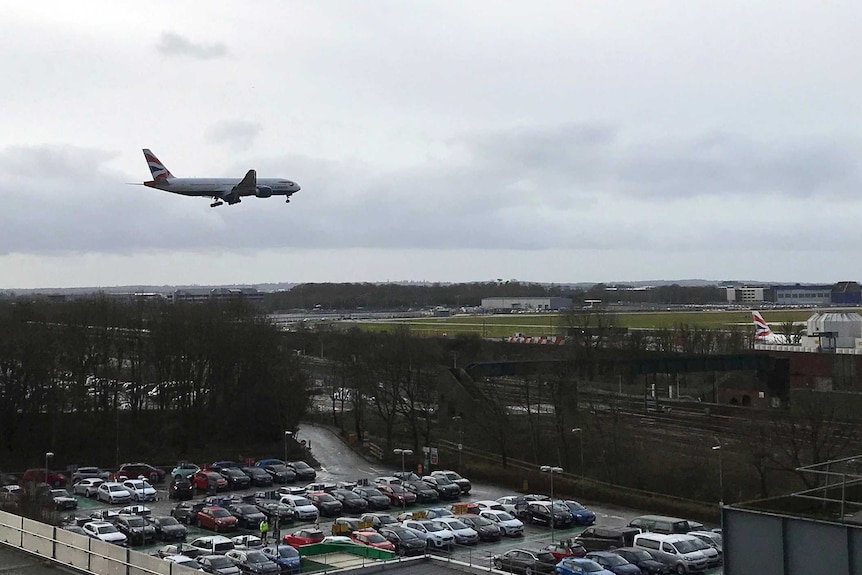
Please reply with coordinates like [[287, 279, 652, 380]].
[[54, 423, 722, 574]]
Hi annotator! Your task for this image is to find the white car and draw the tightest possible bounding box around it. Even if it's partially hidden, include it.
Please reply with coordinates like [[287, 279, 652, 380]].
[[278, 495, 318, 522], [475, 499, 506, 511], [82, 521, 127, 546], [431, 517, 479, 545], [401, 519, 455, 549], [232, 534, 264, 549], [122, 479, 157, 502], [162, 555, 200, 569], [73, 478, 105, 498], [97, 482, 132, 504], [479, 509, 524, 536], [71, 466, 111, 483], [119, 505, 152, 516], [374, 476, 401, 485]]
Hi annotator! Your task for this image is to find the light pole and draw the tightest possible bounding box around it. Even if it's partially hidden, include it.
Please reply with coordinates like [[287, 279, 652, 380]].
[[712, 444, 723, 506], [540, 465, 563, 542], [284, 431, 293, 463], [571, 428, 583, 476], [393, 449, 413, 510], [45, 452, 54, 486], [453, 416, 464, 473]]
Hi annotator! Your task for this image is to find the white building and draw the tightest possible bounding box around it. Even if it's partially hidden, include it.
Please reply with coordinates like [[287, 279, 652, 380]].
[[481, 297, 572, 312]]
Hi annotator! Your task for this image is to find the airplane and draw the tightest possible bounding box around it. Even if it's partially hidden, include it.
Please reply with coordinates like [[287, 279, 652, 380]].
[[141, 149, 300, 208], [751, 310, 791, 344]]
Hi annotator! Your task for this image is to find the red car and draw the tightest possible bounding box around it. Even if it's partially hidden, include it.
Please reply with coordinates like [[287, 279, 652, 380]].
[[376, 483, 417, 507], [22, 468, 66, 488], [349, 529, 396, 552], [196, 506, 238, 532], [283, 528, 325, 547], [191, 471, 228, 492], [543, 540, 587, 561]]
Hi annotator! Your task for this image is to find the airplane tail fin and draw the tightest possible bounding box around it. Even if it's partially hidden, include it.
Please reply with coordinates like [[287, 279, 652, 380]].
[[752, 311, 774, 339], [142, 149, 174, 180]]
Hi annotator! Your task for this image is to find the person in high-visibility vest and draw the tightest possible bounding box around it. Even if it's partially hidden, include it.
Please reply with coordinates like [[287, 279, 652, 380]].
[[259, 518, 269, 543]]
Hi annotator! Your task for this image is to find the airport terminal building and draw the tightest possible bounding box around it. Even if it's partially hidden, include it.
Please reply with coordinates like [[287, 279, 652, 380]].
[[481, 296, 572, 312]]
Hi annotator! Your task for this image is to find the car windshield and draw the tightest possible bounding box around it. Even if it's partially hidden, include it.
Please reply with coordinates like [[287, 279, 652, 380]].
[[97, 525, 118, 534], [365, 533, 386, 543], [536, 552, 556, 563], [399, 530, 418, 540], [445, 472, 463, 480], [627, 549, 652, 561], [365, 488, 384, 497], [247, 551, 268, 562], [291, 462, 311, 470], [673, 540, 700, 553], [690, 539, 711, 551], [496, 512, 515, 521], [126, 517, 145, 527], [270, 465, 289, 472], [226, 469, 243, 476], [52, 489, 71, 497], [444, 520, 467, 530], [568, 560, 603, 573], [421, 522, 443, 532], [294, 498, 312, 506], [552, 503, 570, 513], [389, 485, 408, 494], [278, 546, 299, 558], [109, 485, 124, 492], [210, 509, 231, 517], [471, 516, 492, 526], [160, 517, 180, 526], [602, 555, 626, 566], [209, 557, 232, 567], [317, 494, 336, 503], [342, 491, 361, 500], [435, 476, 453, 485], [566, 501, 586, 510]]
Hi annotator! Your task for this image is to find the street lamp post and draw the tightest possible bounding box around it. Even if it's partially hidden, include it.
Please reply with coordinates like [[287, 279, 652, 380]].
[[284, 431, 293, 463], [453, 416, 464, 473], [712, 444, 723, 506], [540, 465, 563, 542], [45, 452, 54, 486], [571, 428, 583, 476], [393, 448, 413, 509]]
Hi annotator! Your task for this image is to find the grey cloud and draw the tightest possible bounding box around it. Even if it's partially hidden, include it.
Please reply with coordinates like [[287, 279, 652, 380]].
[[3, 128, 862, 257], [207, 120, 262, 149], [156, 32, 227, 60], [0, 145, 118, 180]]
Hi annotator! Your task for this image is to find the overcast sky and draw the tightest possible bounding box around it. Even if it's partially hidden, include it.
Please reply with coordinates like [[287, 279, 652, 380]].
[[2, 1, 860, 289]]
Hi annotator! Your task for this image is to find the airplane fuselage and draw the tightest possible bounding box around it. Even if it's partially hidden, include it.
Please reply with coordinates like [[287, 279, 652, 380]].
[[144, 177, 300, 198]]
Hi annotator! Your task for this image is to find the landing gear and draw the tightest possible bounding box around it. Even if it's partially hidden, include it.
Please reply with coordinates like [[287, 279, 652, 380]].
[[210, 200, 224, 208], [285, 198, 290, 203]]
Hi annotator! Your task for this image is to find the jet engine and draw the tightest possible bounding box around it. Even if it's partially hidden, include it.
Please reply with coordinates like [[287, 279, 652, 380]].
[[255, 186, 273, 198]]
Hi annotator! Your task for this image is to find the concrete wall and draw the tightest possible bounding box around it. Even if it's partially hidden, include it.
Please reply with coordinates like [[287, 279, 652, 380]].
[[724, 506, 862, 574], [0, 509, 197, 574]]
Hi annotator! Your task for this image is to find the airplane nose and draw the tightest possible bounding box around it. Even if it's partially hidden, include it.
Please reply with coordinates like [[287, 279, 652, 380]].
[[294, 183, 301, 192]]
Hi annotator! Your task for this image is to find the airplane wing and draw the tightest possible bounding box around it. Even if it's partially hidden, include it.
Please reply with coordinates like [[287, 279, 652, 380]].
[[235, 170, 257, 194], [222, 170, 257, 205]]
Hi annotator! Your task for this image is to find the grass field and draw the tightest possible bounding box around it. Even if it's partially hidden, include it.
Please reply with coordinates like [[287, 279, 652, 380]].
[[352, 308, 823, 338]]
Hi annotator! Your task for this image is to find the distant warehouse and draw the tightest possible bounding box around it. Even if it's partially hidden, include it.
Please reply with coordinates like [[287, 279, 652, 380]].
[[481, 297, 573, 312]]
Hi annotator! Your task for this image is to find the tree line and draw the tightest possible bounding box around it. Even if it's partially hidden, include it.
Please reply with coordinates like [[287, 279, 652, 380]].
[[0, 297, 308, 470], [261, 281, 725, 311]]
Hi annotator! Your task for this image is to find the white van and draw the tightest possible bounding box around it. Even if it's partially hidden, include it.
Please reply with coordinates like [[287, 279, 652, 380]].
[[633, 533, 711, 573], [189, 535, 235, 555]]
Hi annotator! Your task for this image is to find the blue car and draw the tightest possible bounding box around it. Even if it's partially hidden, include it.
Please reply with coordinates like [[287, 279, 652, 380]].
[[561, 500, 596, 525], [262, 544, 301, 574], [556, 558, 615, 575], [584, 552, 642, 575]]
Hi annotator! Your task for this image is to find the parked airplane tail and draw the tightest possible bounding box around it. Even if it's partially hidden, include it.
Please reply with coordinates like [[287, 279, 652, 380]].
[[142, 149, 174, 180], [752, 311, 774, 339]]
